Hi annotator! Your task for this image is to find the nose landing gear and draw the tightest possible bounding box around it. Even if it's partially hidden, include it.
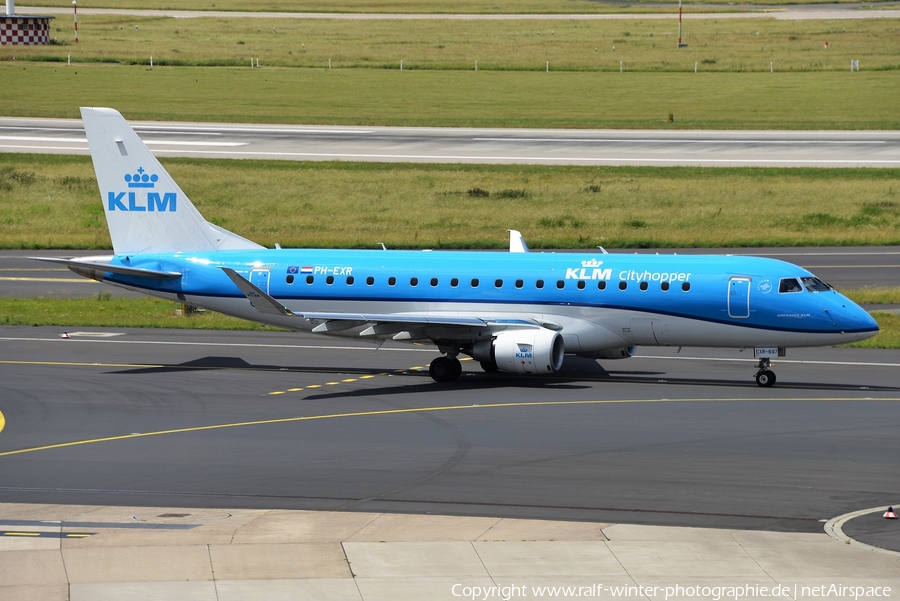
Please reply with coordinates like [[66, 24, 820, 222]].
[[754, 357, 776, 387]]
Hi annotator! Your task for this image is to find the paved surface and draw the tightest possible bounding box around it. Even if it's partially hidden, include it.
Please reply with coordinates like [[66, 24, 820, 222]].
[[0, 502, 898, 601], [1, 326, 898, 535], [3, 117, 900, 167]]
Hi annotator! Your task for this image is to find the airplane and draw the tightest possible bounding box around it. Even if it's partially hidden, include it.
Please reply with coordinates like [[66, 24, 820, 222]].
[[37, 107, 879, 387]]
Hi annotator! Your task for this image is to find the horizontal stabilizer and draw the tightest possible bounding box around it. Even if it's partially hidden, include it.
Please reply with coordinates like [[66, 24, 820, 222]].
[[33, 257, 182, 281]]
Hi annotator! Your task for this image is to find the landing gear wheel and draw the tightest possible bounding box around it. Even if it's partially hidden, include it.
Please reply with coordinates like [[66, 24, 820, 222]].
[[755, 370, 776, 387], [430, 356, 461, 382]]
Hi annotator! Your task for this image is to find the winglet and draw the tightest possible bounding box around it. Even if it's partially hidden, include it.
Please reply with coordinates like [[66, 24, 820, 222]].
[[509, 230, 529, 253], [221, 267, 294, 317]]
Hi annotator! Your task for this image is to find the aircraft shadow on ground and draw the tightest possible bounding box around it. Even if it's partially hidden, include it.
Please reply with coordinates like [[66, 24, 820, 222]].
[[108, 355, 899, 394]]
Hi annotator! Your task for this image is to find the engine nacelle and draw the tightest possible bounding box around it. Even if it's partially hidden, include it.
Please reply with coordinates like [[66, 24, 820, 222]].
[[577, 346, 637, 360], [472, 329, 565, 375]]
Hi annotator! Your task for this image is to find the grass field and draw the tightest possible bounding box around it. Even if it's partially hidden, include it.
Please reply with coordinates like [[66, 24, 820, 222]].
[[1, 64, 897, 130], [3, 153, 899, 250], [9, 15, 900, 73]]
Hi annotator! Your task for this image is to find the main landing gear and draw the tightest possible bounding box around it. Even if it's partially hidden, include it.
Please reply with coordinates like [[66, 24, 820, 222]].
[[429, 355, 462, 382], [754, 358, 776, 387]]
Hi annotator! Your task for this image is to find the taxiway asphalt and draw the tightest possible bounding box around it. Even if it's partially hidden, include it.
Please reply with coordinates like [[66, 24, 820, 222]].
[[3, 117, 899, 167], [1, 325, 898, 540]]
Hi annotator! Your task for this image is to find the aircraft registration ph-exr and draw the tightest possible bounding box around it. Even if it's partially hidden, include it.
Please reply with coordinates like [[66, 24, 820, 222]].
[[37, 108, 879, 386]]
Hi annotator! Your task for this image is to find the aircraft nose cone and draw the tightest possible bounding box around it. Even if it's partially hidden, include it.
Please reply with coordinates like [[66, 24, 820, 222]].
[[832, 299, 880, 340]]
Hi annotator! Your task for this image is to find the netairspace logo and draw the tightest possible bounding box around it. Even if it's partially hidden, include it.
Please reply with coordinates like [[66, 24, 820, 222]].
[[450, 583, 893, 600]]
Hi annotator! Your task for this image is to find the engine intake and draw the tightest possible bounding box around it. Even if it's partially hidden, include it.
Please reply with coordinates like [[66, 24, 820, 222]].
[[473, 329, 565, 375]]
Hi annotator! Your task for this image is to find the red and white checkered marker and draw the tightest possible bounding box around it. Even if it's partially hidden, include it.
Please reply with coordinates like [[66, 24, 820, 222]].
[[60, 332, 70, 339], [884, 506, 898, 519]]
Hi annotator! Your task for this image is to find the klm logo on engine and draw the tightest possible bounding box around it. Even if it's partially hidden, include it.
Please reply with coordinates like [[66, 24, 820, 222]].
[[107, 168, 177, 212], [515, 346, 533, 359]]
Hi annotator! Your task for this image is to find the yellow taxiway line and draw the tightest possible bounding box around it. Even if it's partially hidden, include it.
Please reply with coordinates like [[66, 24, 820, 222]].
[[1, 397, 897, 459]]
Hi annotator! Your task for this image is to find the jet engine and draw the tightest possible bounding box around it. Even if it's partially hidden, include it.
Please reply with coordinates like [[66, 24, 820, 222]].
[[577, 346, 637, 360], [472, 329, 564, 375]]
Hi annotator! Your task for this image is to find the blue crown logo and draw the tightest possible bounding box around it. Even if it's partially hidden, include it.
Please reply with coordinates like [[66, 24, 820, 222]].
[[124, 167, 159, 189]]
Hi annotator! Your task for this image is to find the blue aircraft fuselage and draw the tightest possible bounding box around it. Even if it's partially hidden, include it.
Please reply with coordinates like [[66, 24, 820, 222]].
[[107, 249, 877, 344]]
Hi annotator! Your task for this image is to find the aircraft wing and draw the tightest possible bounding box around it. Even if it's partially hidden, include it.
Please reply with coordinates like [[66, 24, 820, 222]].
[[221, 267, 553, 337]]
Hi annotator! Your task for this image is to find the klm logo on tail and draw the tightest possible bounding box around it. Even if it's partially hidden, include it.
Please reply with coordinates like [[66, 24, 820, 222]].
[[108, 167, 177, 212]]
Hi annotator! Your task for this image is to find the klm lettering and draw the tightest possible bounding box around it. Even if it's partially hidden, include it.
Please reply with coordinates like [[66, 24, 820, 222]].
[[108, 192, 177, 212], [565, 267, 612, 280]]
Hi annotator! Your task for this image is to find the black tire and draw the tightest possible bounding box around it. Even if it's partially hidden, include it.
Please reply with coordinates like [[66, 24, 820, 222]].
[[429, 356, 459, 382], [755, 370, 776, 387], [450, 357, 462, 380]]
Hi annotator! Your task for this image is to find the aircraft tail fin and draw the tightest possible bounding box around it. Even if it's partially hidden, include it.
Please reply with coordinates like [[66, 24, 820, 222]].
[[81, 107, 263, 254]]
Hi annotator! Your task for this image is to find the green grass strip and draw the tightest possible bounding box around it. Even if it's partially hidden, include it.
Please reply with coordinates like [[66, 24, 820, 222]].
[[2, 154, 899, 250], [2, 64, 898, 130]]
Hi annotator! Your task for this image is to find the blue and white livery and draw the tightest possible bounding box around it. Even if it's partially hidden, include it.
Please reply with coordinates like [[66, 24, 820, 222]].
[[38, 108, 879, 386]]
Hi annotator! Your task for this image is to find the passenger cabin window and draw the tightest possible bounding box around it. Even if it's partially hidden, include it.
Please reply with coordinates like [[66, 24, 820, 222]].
[[682, 282, 691, 292], [430, 278, 439, 287], [366, 276, 374, 286], [802, 277, 832, 292], [495, 279, 503, 288], [326, 275, 334, 285], [346, 276, 354, 285], [471, 278, 479, 288], [515, 279, 524, 289], [286, 275, 295, 284], [619, 281, 627, 291], [556, 280, 565, 289], [597, 281, 607, 291], [451, 278, 459, 288], [388, 276, 396, 286], [577, 281, 585, 290], [639, 281, 648, 291], [661, 281, 670, 291], [779, 278, 803, 293], [536, 280, 544, 289], [410, 277, 419, 287], [306, 275, 314, 284]]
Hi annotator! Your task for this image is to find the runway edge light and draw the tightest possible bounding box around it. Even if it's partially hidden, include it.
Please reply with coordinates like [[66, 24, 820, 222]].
[[884, 506, 898, 519], [60, 332, 69, 339]]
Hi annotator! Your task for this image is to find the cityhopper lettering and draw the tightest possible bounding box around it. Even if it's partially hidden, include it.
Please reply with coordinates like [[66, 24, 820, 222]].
[[619, 269, 691, 282], [108, 168, 177, 212]]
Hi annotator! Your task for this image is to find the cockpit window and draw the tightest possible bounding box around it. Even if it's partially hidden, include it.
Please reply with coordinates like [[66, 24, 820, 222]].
[[801, 277, 832, 292], [779, 278, 803, 293]]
